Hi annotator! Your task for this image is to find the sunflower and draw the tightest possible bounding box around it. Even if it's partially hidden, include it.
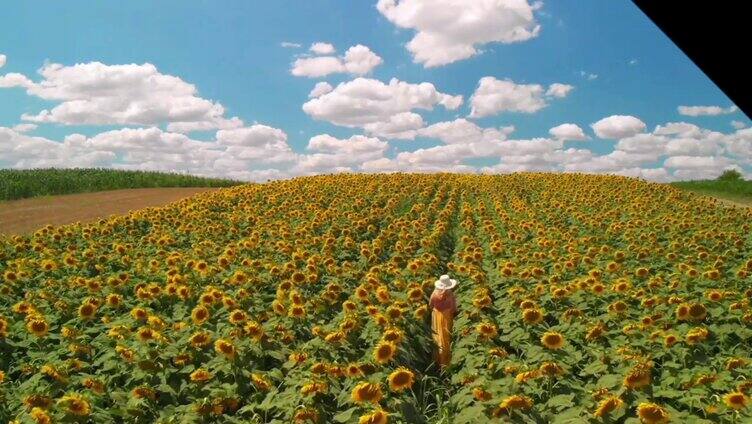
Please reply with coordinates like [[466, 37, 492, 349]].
[[594, 396, 624, 418], [190, 331, 212, 348], [522, 308, 544, 324], [301, 381, 328, 396], [623, 367, 651, 390], [495, 395, 533, 415], [57, 393, 91, 416], [214, 338, 236, 359], [727, 357, 747, 371], [723, 391, 748, 410], [132, 386, 156, 400], [387, 367, 415, 392], [191, 305, 210, 325], [346, 363, 363, 377], [685, 327, 709, 345], [358, 409, 388, 424], [251, 373, 271, 391], [636, 402, 669, 424], [30, 407, 52, 424], [540, 331, 565, 349], [351, 382, 383, 404], [664, 334, 678, 347], [373, 341, 397, 364], [290, 305, 306, 318], [26, 317, 49, 337], [476, 322, 498, 339], [293, 407, 320, 423], [228, 309, 247, 324], [190, 368, 213, 383], [473, 387, 493, 401], [381, 328, 404, 344], [539, 362, 564, 377]]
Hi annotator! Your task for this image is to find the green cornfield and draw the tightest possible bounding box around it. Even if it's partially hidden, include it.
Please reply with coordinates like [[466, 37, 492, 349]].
[[0, 168, 244, 201]]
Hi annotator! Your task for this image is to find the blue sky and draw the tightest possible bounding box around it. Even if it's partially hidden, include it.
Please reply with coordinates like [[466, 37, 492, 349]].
[[1, 0, 749, 181]]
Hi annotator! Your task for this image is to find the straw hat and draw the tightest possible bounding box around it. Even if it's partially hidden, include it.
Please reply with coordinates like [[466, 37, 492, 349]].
[[434, 274, 458, 290]]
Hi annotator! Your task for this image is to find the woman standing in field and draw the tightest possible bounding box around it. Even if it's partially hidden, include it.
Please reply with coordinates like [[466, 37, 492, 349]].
[[430, 274, 458, 369]]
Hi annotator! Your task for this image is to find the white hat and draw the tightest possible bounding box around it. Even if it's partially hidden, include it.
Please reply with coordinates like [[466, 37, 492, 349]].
[[434, 274, 458, 290]]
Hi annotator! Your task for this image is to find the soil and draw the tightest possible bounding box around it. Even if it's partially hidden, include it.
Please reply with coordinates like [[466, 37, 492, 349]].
[[0, 187, 220, 236]]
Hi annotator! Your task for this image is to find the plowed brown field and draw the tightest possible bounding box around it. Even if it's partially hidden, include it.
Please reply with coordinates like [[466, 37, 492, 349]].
[[0, 187, 219, 236]]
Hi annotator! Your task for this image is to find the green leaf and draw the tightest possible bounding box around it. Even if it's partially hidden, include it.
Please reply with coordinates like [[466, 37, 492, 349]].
[[333, 407, 358, 423]]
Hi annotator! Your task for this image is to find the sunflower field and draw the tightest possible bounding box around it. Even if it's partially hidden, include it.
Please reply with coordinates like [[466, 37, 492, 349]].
[[1, 173, 751, 423]]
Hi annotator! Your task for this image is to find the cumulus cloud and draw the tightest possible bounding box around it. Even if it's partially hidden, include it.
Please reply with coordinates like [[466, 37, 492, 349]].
[[418, 118, 514, 144], [376, 0, 541, 67], [1, 62, 243, 133], [308, 82, 334, 98], [11, 123, 37, 133], [469, 77, 572, 118], [591, 115, 646, 139], [310, 42, 336, 55], [545, 83, 574, 98], [548, 123, 587, 141], [678, 105, 738, 116], [291, 44, 382, 77], [0, 54, 6, 68], [0, 72, 34, 88], [363, 112, 425, 140], [295, 134, 388, 174], [302, 77, 462, 136], [0, 124, 300, 181], [731, 120, 747, 130]]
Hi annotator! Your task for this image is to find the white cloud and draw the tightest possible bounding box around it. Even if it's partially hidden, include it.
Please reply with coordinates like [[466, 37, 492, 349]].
[[308, 82, 334, 98], [653, 121, 703, 138], [291, 56, 347, 78], [363, 112, 425, 139], [0, 72, 34, 88], [591, 115, 646, 139], [0, 54, 6, 68], [629, 59, 638, 66], [724, 128, 752, 160], [11, 123, 37, 133], [545, 83, 574, 98], [3, 62, 243, 133], [342, 45, 384, 75], [731, 120, 747, 130], [418, 118, 513, 144], [677, 105, 738, 116], [291, 45, 382, 78], [295, 134, 388, 174], [376, 0, 541, 67], [302, 77, 462, 135], [580, 71, 598, 80], [548, 123, 587, 141], [469, 77, 571, 118], [310, 42, 336, 55], [281, 42, 302, 49]]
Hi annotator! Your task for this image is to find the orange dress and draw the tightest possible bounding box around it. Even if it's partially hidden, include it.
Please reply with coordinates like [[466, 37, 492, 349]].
[[430, 289, 457, 368]]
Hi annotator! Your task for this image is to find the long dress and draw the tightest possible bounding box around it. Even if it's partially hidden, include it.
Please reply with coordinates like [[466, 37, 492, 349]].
[[430, 289, 457, 369]]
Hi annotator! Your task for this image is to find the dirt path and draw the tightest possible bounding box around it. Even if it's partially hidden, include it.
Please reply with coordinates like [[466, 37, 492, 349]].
[[0, 187, 220, 236]]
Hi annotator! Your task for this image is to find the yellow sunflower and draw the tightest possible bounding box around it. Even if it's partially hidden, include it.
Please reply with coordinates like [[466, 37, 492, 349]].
[[540, 331, 565, 349], [387, 367, 415, 392], [723, 391, 748, 410], [358, 409, 388, 424], [351, 381, 383, 404], [373, 341, 397, 364], [636, 402, 669, 424]]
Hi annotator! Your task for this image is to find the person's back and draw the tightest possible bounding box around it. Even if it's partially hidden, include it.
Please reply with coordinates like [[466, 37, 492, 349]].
[[430, 275, 459, 369], [430, 288, 457, 314]]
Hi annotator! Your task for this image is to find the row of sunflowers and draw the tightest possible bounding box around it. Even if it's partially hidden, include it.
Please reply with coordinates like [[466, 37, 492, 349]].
[[0, 173, 750, 423]]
